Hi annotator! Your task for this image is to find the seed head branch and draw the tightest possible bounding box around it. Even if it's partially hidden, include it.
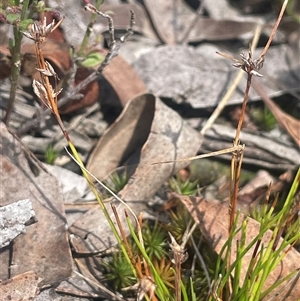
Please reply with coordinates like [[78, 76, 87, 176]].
[[22, 16, 67, 137], [216, 49, 264, 77], [84, 4, 135, 74]]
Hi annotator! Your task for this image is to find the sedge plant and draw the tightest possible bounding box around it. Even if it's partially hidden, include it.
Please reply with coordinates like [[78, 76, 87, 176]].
[[210, 1, 300, 300], [16, 3, 151, 299], [209, 168, 300, 301], [9, 0, 298, 300], [44, 143, 59, 165]]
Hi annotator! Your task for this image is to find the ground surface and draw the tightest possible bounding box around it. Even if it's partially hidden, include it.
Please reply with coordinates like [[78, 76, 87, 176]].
[[0, 1, 299, 300]]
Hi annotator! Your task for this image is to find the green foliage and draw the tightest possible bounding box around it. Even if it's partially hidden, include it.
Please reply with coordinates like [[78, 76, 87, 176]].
[[286, 0, 300, 23], [80, 51, 104, 68], [169, 174, 199, 195], [209, 170, 300, 301], [44, 144, 59, 165], [36, 1, 46, 12], [166, 202, 198, 243], [102, 251, 136, 292], [250, 105, 277, 131], [6, 13, 19, 23], [105, 170, 128, 194], [142, 221, 168, 260]]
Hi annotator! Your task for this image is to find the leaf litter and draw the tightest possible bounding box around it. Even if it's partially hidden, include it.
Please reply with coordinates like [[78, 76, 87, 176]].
[[0, 0, 299, 300]]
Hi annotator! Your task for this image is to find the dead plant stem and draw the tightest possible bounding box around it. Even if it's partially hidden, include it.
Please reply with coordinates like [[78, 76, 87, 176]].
[[259, 0, 290, 61], [233, 73, 252, 146]]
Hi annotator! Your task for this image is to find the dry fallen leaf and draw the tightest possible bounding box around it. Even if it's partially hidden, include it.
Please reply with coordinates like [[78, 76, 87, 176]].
[[102, 51, 147, 107], [178, 194, 300, 301], [87, 92, 154, 180], [118, 94, 203, 203], [143, 0, 256, 44], [252, 78, 300, 147], [73, 93, 203, 252], [0, 271, 42, 301]]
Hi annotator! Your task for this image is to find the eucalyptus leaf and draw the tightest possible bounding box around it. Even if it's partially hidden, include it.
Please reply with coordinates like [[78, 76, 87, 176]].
[[81, 52, 104, 68]]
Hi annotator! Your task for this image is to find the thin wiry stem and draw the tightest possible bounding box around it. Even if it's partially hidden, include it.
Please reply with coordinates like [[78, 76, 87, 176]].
[[3, 0, 31, 124], [258, 0, 290, 61]]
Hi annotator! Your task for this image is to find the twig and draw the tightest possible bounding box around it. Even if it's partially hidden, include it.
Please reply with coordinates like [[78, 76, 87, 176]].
[[84, 4, 135, 74], [214, 3, 290, 294]]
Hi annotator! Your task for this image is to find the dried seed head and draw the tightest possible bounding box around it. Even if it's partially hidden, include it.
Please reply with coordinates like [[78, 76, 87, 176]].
[[32, 79, 62, 109], [122, 276, 156, 301], [217, 49, 264, 77], [137, 277, 156, 301], [233, 51, 264, 76], [22, 16, 63, 43], [36, 61, 58, 79], [32, 79, 50, 108], [169, 232, 188, 264]]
